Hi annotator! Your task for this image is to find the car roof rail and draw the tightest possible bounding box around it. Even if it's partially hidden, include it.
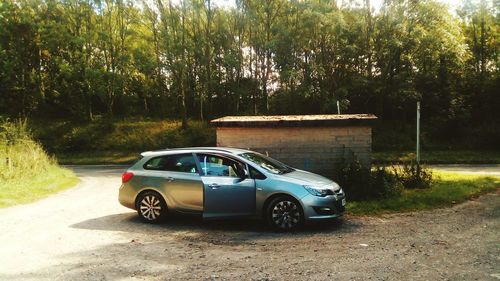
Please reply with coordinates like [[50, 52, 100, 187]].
[[150, 147, 237, 154]]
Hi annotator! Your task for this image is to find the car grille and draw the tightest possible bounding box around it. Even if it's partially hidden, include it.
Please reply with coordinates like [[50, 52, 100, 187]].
[[334, 200, 346, 213], [324, 188, 343, 196]]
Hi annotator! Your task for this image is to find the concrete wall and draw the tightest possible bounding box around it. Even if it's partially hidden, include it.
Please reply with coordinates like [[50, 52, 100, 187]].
[[216, 126, 372, 178]]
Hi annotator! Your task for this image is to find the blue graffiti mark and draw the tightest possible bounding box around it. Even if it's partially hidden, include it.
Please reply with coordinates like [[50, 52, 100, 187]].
[[304, 158, 311, 169]]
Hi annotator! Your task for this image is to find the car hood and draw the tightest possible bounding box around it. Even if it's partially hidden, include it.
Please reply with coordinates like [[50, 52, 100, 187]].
[[278, 169, 339, 189]]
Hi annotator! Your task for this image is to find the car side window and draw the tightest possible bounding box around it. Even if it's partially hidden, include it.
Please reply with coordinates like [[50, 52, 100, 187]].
[[144, 154, 198, 174], [197, 154, 244, 178]]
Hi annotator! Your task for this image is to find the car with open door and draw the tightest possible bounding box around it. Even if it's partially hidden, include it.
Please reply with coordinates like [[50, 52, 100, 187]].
[[119, 147, 346, 231]]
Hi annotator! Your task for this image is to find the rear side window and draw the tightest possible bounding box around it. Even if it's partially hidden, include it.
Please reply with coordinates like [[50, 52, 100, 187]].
[[131, 155, 144, 166], [144, 154, 198, 174]]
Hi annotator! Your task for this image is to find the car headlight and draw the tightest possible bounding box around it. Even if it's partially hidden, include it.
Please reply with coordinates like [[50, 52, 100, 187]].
[[303, 185, 332, 197]]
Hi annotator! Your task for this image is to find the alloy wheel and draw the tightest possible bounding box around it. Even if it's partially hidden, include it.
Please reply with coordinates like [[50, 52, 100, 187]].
[[271, 200, 301, 230], [139, 195, 162, 221]]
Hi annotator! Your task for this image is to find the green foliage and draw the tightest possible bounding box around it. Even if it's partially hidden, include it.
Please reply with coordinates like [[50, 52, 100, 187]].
[[0, 0, 498, 149], [0, 119, 78, 207], [337, 160, 433, 200], [371, 166, 404, 198], [336, 160, 371, 200], [0, 119, 54, 180], [391, 162, 433, 189], [335, 161, 403, 201], [32, 119, 216, 153], [0, 118, 32, 145], [348, 171, 500, 215], [162, 122, 216, 149]]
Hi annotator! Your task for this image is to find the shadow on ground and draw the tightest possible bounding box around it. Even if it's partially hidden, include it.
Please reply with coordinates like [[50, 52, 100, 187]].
[[71, 212, 362, 242]]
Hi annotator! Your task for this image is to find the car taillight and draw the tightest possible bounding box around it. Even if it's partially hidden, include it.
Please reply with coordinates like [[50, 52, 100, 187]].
[[122, 172, 134, 183]]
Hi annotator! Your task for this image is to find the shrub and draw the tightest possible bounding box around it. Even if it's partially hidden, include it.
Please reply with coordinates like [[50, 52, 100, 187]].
[[336, 160, 428, 201], [335, 160, 371, 200], [0, 119, 56, 181], [371, 166, 403, 198], [0, 118, 32, 145], [391, 162, 433, 189]]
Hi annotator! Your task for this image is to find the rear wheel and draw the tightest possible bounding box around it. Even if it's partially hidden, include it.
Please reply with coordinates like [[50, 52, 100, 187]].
[[136, 191, 167, 223], [266, 196, 303, 231]]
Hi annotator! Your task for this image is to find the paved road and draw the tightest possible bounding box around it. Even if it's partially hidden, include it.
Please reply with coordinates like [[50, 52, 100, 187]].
[[430, 164, 500, 176], [0, 165, 498, 280]]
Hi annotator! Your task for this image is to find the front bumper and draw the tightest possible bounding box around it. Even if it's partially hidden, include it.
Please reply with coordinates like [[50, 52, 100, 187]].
[[301, 193, 346, 220]]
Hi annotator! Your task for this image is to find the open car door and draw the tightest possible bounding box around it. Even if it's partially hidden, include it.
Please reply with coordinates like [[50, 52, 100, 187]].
[[196, 153, 256, 218]]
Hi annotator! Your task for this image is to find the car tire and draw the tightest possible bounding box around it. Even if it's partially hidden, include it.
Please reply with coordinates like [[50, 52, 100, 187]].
[[266, 195, 304, 231], [136, 191, 167, 223]]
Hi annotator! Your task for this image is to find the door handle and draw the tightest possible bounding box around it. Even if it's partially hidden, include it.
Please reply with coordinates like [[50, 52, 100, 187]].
[[208, 183, 220, 190], [165, 177, 174, 182]]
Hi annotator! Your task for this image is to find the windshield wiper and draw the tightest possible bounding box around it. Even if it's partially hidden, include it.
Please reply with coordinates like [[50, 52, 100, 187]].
[[278, 167, 294, 174]]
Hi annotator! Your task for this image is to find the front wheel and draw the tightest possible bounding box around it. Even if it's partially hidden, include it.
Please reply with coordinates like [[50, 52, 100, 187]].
[[266, 196, 304, 231], [136, 191, 167, 223]]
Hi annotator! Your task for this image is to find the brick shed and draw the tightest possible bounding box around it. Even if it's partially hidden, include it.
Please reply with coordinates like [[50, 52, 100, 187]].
[[210, 114, 377, 178]]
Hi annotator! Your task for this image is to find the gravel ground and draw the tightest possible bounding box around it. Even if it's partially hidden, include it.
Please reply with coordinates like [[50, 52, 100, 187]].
[[0, 165, 498, 281]]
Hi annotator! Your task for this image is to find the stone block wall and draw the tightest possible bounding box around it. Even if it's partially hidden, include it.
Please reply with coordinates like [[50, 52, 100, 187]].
[[216, 126, 372, 178]]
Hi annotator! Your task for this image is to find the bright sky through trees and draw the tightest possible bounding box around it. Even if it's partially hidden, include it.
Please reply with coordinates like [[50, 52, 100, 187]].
[[209, 0, 464, 11], [0, 0, 498, 149]]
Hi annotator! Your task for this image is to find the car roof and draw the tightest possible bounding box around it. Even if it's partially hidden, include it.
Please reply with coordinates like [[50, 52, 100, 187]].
[[140, 147, 253, 157]]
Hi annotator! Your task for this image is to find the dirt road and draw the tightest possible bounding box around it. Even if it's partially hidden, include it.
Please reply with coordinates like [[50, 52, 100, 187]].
[[0, 165, 499, 280]]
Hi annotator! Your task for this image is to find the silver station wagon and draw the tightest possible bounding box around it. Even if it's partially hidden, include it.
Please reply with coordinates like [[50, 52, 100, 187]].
[[119, 147, 346, 230]]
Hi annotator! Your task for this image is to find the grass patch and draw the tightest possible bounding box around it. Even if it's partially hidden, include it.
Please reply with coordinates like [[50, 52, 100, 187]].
[[0, 119, 79, 208], [373, 150, 500, 164], [348, 170, 500, 215], [0, 166, 78, 208]]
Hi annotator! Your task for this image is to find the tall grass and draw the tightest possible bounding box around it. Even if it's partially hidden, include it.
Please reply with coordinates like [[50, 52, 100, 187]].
[[1, 119, 53, 180], [0, 119, 78, 207]]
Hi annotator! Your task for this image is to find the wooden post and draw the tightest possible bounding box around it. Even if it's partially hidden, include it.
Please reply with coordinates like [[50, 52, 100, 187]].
[[416, 101, 421, 177], [6, 157, 11, 170], [416, 102, 420, 164]]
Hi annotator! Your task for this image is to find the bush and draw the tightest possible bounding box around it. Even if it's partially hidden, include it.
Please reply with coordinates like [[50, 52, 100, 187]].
[[0, 119, 56, 181], [371, 166, 404, 198], [0, 118, 32, 145], [336, 160, 430, 201], [391, 162, 433, 189], [336, 160, 371, 200]]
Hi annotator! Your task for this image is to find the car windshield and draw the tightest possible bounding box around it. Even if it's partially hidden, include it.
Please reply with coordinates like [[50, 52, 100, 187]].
[[239, 152, 294, 174]]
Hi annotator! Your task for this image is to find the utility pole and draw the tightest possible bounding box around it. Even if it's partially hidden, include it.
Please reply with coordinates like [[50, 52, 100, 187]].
[[416, 101, 421, 173]]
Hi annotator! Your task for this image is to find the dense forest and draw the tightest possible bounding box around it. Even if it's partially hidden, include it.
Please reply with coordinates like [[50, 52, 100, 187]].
[[0, 0, 498, 147]]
